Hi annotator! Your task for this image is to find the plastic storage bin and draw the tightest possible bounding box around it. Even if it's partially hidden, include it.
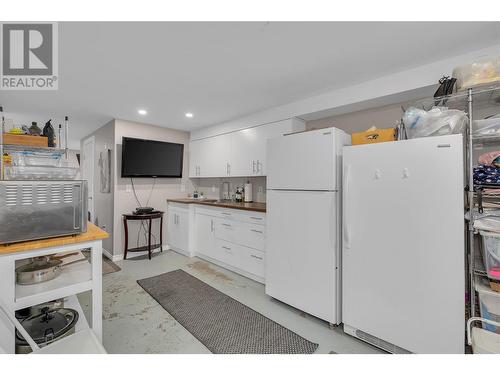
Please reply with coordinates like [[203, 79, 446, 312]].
[[10, 151, 63, 167], [467, 317, 500, 354], [473, 116, 500, 138], [453, 56, 500, 91], [480, 231, 500, 281], [475, 276, 500, 334], [4, 165, 78, 180]]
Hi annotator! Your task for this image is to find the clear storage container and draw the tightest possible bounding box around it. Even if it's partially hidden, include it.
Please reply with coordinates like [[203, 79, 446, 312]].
[[4, 165, 79, 180], [473, 115, 500, 138], [475, 276, 500, 334], [453, 56, 500, 91], [480, 231, 500, 281], [10, 150, 63, 167]]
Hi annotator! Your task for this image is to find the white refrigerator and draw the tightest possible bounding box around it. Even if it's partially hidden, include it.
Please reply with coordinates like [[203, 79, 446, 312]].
[[342, 134, 465, 353], [266, 127, 351, 325]]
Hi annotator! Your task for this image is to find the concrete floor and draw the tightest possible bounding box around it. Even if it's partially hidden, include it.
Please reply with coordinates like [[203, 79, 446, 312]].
[[80, 250, 383, 354]]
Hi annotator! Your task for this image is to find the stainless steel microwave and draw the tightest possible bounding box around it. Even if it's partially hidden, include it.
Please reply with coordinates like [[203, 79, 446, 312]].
[[0, 180, 88, 244]]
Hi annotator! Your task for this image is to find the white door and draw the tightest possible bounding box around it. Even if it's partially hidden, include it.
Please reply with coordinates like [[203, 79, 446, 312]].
[[265, 190, 340, 324], [195, 214, 216, 258], [82, 137, 95, 222], [342, 135, 464, 353], [267, 128, 337, 190]]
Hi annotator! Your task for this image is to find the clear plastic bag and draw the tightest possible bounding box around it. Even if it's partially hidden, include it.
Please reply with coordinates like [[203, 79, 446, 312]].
[[403, 106, 467, 139], [473, 114, 500, 138]]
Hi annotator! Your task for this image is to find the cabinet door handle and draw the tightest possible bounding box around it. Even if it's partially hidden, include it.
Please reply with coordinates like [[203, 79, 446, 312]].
[[222, 246, 231, 251], [252, 160, 256, 174], [250, 217, 262, 221], [211, 219, 214, 232], [251, 254, 263, 260], [221, 212, 231, 216], [222, 223, 232, 227], [250, 229, 263, 234]]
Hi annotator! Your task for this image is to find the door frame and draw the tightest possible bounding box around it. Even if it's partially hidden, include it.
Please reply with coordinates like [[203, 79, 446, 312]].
[[82, 136, 95, 222]]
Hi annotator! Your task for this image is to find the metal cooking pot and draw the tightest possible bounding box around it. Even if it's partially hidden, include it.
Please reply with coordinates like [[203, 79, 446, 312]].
[[16, 253, 87, 285], [15, 299, 64, 320], [15, 307, 79, 354]]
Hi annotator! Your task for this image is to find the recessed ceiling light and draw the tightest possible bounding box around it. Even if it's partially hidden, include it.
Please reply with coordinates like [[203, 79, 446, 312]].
[[138, 109, 147, 115], [185, 113, 194, 118]]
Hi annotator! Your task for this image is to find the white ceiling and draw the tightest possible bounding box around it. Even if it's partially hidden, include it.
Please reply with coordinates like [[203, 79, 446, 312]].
[[1, 21, 499, 147]]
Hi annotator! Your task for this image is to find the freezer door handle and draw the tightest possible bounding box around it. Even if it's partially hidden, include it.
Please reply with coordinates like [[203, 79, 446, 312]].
[[343, 164, 351, 249]]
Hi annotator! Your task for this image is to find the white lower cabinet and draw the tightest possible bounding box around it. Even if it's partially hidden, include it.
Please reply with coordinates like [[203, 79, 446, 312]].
[[194, 206, 266, 282], [195, 213, 216, 258], [167, 203, 194, 256]]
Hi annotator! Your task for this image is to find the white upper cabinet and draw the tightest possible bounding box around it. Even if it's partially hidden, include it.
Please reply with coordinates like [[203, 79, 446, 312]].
[[190, 118, 304, 178], [189, 139, 202, 177], [189, 133, 231, 177]]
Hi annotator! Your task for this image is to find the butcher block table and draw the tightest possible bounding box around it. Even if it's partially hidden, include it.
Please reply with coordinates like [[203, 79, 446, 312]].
[[0, 223, 108, 354]]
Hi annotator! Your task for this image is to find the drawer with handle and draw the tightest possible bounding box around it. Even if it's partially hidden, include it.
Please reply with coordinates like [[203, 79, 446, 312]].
[[233, 211, 266, 225], [215, 239, 239, 269], [214, 219, 236, 243], [236, 223, 266, 251], [238, 247, 265, 278]]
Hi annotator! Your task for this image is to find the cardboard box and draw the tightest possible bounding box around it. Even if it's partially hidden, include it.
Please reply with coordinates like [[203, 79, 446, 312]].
[[352, 128, 396, 145], [3, 133, 48, 147]]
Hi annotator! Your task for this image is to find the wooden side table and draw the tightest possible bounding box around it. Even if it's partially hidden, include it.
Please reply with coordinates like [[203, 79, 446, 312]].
[[123, 211, 164, 260]]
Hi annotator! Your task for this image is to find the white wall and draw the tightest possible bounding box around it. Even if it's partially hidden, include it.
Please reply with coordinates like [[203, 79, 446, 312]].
[[192, 176, 267, 203], [306, 102, 405, 134], [191, 43, 500, 140], [81, 120, 115, 254], [113, 119, 193, 259]]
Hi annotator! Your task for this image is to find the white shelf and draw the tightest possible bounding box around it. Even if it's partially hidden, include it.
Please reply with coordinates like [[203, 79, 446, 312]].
[[64, 294, 90, 334], [15, 261, 92, 310]]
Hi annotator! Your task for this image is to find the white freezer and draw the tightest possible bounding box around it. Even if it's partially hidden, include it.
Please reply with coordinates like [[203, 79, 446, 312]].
[[265, 190, 341, 324], [342, 134, 465, 353], [266, 127, 350, 191]]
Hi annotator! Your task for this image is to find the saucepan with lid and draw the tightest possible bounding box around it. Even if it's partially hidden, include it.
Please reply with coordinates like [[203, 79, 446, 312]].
[[15, 307, 79, 354]]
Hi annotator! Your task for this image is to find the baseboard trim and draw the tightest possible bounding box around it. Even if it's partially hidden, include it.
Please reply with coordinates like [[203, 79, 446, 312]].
[[111, 245, 169, 261], [167, 245, 194, 258], [102, 248, 114, 261]]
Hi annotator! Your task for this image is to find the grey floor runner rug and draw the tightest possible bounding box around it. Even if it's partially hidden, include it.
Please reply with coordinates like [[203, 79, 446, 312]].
[[137, 269, 318, 354]]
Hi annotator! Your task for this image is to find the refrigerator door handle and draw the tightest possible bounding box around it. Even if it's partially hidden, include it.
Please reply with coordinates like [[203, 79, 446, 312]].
[[343, 164, 351, 249]]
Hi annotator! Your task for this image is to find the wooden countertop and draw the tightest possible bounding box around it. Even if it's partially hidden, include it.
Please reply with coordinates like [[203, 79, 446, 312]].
[[0, 222, 109, 256], [167, 198, 266, 213]]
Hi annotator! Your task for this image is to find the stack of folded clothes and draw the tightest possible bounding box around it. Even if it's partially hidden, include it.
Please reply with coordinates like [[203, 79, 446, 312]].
[[474, 151, 500, 188]]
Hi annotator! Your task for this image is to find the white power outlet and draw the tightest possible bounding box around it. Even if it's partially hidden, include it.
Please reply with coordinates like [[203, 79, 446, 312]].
[[180, 184, 186, 192], [126, 184, 132, 193], [258, 186, 264, 193]]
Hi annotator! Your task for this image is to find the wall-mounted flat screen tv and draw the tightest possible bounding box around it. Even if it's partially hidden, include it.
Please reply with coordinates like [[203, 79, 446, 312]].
[[121, 137, 184, 178]]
